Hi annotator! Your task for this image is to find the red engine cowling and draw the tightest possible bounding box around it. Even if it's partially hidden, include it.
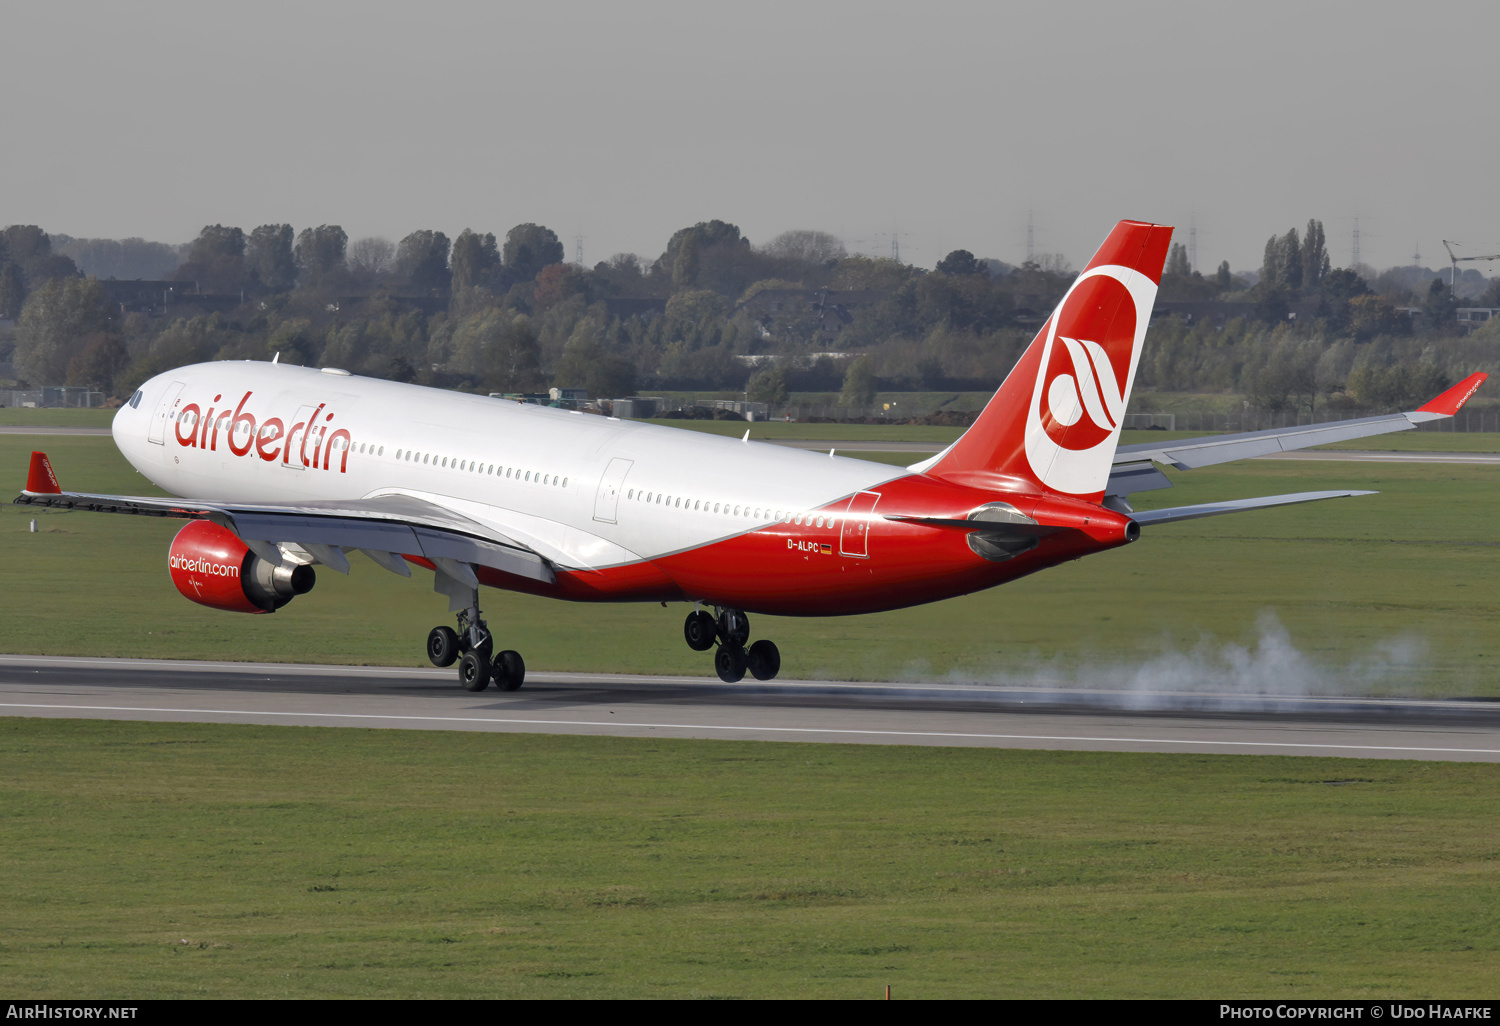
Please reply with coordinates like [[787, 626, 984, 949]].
[[167, 520, 315, 613]]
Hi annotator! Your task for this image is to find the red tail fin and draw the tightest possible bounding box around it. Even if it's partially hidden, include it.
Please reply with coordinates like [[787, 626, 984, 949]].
[[25, 451, 62, 494], [921, 220, 1173, 499]]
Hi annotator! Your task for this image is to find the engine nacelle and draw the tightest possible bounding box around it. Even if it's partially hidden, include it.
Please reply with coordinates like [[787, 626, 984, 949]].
[[167, 520, 315, 613]]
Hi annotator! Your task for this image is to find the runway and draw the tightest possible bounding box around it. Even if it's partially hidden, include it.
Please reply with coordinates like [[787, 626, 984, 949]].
[[3, 655, 1498, 762]]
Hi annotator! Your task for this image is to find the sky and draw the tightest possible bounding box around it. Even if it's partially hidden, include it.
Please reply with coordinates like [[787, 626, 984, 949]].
[[5, 0, 1498, 276]]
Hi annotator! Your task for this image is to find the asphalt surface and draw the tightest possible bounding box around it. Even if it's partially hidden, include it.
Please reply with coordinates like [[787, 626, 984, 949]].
[[3, 655, 1498, 761]]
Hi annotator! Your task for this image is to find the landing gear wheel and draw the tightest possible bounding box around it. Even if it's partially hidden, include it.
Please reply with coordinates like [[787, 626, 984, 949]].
[[684, 611, 717, 651], [427, 626, 460, 667], [459, 650, 491, 691], [493, 650, 526, 692], [746, 639, 781, 681], [715, 643, 747, 683]]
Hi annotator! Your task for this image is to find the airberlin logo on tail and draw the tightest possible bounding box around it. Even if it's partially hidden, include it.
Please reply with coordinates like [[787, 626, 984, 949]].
[[1025, 265, 1157, 495], [1043, 336, 1127, 448]]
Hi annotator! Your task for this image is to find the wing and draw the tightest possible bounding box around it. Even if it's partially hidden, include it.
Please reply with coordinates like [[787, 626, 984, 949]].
[[14, 479, 555, 585], [1127, 489, 1376, 526], [1106, 372, 1487, 505]]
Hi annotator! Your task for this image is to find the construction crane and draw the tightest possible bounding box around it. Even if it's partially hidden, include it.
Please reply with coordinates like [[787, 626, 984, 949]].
[[1441, 240, 1500, 287]]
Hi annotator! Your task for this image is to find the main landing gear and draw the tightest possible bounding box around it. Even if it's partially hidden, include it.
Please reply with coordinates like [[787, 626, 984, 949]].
[[427, 606, 525, 693], [684, 606, 780, 683]]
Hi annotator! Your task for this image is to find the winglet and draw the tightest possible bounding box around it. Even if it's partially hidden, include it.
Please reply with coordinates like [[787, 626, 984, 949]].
[[25, 451, 62, 495], [1417, 372, 1487, 416]]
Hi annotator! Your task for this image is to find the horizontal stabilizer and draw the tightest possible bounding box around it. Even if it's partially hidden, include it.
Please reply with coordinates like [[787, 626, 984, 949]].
[[1129, 490, 1375, 526]]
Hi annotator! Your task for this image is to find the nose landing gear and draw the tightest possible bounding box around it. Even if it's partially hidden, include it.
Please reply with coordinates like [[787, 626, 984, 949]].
[[684, 606, 780, 683]]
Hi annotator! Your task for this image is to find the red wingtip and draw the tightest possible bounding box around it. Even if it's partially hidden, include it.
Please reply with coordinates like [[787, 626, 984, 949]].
[[1417, 372, 1488, 416], [25, 451, 62, 494]]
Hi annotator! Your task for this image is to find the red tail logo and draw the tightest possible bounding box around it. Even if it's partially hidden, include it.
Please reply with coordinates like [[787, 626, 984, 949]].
[[922, 220, 1172, 499], [1038, 273, 1137, 449]]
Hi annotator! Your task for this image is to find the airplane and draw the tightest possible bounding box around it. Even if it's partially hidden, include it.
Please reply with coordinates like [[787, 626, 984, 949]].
[[14, 220, 1488, 692]]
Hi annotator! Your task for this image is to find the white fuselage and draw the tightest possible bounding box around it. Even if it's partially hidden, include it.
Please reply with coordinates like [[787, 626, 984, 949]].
[[113, 362, 906, 572]]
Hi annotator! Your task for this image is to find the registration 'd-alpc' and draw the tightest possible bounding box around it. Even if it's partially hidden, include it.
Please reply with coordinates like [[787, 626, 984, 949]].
[[16, 221, 1487, 691]]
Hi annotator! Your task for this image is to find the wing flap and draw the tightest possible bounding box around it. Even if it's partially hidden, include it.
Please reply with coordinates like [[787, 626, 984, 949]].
[[1105, 460, 1175, 499], [227, 511, 422, 554], [412, 527, 553, 583]]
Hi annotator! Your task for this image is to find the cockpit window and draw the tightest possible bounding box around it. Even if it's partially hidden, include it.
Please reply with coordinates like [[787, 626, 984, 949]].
[[129, 390, 143, 409]]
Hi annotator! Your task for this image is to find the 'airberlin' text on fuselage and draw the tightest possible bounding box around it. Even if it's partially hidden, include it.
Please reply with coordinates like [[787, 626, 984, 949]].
[[172, 391, 353, 473]]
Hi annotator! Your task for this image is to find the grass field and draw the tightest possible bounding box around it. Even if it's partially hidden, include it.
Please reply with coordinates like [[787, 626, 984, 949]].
[[3, 426, 1499, 999], [4, 436, 1497, 695], [0, 408, 116, 428], [2, 718, 1498, 999]]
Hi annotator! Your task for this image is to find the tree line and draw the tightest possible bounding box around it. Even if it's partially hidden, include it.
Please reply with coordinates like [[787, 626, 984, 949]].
[[1, 216, 1495, 415]]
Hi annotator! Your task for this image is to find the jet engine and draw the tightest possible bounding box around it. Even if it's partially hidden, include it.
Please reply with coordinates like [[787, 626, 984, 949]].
[[167, 519, 315, 613]]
